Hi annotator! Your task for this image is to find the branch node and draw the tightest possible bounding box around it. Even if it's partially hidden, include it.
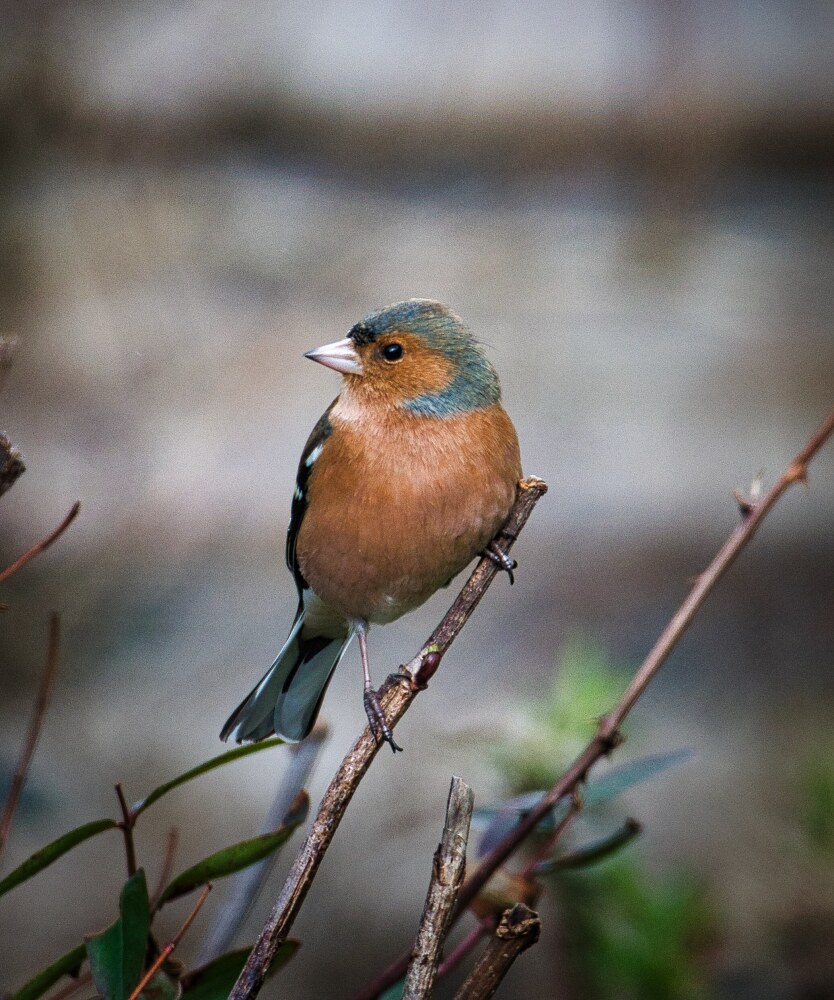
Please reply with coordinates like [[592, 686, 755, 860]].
[[732, 489, 755, 517], [518, 476, 548, 495], [787, 460, 809, 488], [495, 903, 541, 944], [413, 649, 443, 689], [595, 715, 623, 753], [453, 904, 541, 1000]]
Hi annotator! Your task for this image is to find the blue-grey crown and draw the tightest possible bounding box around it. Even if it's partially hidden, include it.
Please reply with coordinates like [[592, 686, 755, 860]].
[[349, 299, 501, 417]]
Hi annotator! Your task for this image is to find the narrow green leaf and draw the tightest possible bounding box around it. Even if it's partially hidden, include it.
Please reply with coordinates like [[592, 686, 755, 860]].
[[85, 869, 151, 1000], [157, 805, 308, 908], [583, 750, 695, 808], [132, 739, 284, 817], [0, 818, 119, 899], [537, 818, 643, 874], [8, 944, 86, 1000], [180, 942, 300, 1000]]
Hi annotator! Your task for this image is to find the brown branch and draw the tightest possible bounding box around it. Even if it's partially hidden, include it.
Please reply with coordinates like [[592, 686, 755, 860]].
[[403, 777, 474, 1000], [453, 904, 541, 1000], [356, 402, 834, 1000], [126, 883, 212, 1000], [228, 477, 548, 1000], [0, 501, 80, 586], [0, 614, 61, 859]]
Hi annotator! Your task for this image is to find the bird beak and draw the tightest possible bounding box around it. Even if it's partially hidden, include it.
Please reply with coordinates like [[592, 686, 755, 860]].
[[304, 337, 363, 376]]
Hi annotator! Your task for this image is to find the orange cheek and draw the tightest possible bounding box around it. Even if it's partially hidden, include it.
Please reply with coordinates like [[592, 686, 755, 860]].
[[360, 338, 454, 402]]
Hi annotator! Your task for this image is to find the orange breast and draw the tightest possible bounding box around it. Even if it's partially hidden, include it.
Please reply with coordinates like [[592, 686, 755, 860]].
[[296, 403, 522, 624]]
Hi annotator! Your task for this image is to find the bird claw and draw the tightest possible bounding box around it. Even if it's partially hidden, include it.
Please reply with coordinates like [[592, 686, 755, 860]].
[[364, 685, 403, 753], [483, 540, 517, 584]]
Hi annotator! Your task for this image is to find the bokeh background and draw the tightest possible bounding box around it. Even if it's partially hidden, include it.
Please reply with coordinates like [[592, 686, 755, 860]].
[[1, 2, 833, 997]]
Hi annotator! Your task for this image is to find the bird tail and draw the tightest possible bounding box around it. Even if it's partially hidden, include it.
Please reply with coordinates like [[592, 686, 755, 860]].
[[221, 611, 351, 744]]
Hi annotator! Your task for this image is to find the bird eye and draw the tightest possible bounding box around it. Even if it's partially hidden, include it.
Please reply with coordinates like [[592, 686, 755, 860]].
[[381, 342, 404, 362]]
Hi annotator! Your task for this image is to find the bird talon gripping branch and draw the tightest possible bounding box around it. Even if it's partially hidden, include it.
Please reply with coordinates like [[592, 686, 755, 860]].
[[363, 685, 403, 753], [221, 300, 522, 748], [483, 540, 518, 584]]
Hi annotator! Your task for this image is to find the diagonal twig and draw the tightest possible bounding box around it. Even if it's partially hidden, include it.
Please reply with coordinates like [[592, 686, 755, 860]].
[[0, 614, 61, 860], [126, 883, 212, 1000], [0, 501, 80, 586], [356, 402, 834, 1000], [150, 827, 180, 910], [453, 904, 541, 1000], [229, 476, 548, 1000], [403, 776, 474, 1000]]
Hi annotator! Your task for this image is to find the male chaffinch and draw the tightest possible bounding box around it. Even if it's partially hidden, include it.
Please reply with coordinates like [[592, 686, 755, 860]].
[[221, 299, 522, 751]]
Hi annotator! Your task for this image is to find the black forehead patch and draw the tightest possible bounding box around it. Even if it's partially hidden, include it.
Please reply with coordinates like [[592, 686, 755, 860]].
[[347, 322, 377, 346]]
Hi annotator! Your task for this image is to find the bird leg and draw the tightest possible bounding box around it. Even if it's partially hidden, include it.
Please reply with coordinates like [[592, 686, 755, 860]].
[[357, 628, 403, 753], [482, 539, 517, 584]]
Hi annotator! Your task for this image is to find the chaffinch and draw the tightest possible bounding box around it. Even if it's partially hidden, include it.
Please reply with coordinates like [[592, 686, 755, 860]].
[[221, 299, 522, 751]]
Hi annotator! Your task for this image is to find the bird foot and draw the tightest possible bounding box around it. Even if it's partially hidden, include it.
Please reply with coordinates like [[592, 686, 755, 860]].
[[364, 684, 403, 753], [483, 540, 517, 584]]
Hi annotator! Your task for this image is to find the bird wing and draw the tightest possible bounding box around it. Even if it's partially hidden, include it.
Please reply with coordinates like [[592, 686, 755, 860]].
[[285, 399, 336, 596]]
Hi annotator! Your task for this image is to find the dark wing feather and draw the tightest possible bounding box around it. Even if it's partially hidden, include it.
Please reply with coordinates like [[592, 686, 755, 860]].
[[285, 400, 336, 594]]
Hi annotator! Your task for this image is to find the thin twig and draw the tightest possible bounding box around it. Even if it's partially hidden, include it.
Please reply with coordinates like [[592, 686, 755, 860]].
[[403, 777, 474, 1000], [150, 828, 180, 910], [453, 904, 541, 1000], [126, 884, 212, 1000], [356, 403, 834, 1000], [0, 501, 80, 586], [228, 477, 548, 1000], [0, 614, 61, 860], [115, 784, 138, 877]]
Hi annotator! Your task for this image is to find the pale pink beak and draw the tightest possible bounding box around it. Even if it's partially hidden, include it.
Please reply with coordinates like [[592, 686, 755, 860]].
[[304, 337, 363, 376]]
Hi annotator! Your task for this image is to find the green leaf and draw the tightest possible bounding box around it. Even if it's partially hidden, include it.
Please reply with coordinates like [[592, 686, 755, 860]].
[[0, 818, 119, 899], [583, 750, 695, 808], [157, 798, 308, 908], [85, 869, 151, 1000], [8, 944, 86, 1000], [538, 818, 643, 874], [180, 942, 300, 1000], [132, 739, 284, 816]]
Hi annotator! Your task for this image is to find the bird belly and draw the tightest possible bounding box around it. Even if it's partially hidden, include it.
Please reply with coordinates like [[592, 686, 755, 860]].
[[295, 405, 521, 625]]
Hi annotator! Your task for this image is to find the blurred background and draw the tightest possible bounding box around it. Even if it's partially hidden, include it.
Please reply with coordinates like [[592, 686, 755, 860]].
[[1, 1, 833, 997]]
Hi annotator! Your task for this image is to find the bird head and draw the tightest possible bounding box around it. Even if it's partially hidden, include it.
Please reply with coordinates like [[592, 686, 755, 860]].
[[304, 299, 501, 415]]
